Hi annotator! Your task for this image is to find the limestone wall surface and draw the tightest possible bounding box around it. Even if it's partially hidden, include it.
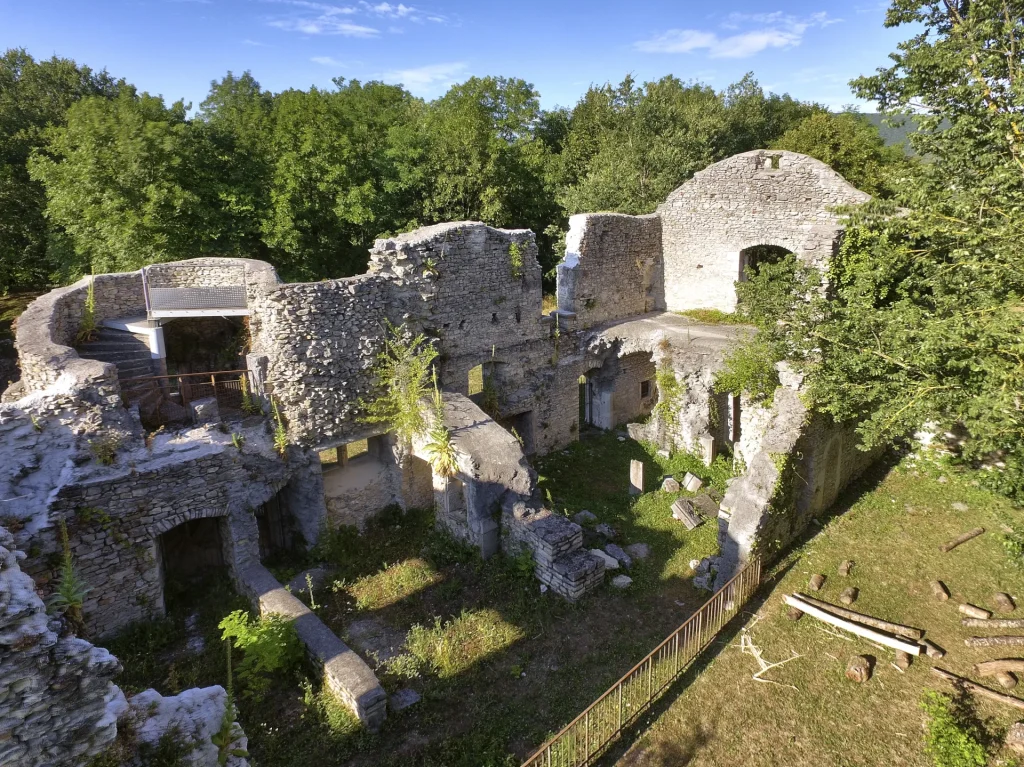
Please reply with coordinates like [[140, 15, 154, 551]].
[[557, 213, 663, 328], [249, 222, 545, 449], [145, 257, 277, 289], [715, 367, 880, 584], [0, 525, 124, 767], [658, 150, 869, 312], [11, 271, 144, 397], [22, 423, 322, 638]]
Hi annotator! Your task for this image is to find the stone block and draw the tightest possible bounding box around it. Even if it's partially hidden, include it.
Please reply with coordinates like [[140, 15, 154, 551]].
[[611, 574, 633, 589], [661, 477, 681, 493], [589, 548, 619, 570], [671, 499, 702, 530], [188, 396, 219, 425], [682, 472, 703, 492], [604, 544, 632, 569], [629, 460, 643, 495]]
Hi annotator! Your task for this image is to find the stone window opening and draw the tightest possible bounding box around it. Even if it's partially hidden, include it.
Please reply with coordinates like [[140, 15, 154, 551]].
[[255, 491, 293, 560], [738, 244, 793, 283], [322, 435, 398, 530], [640, 379, 652, 399]]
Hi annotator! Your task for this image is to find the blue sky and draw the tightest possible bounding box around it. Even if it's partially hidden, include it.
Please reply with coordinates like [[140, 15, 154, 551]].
[[1, 0, 910, 110]]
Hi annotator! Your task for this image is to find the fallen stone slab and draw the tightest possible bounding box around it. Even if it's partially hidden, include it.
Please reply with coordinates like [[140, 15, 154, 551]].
[[589, 549, 620, 570], [605, 543, 632, 569], [661, 477, 681, 493], [573, 510, 597, 525], [390, 688, 421, 712], [682, 472, 703, 492], [611, 575, 633, 589], [693, 493, 719, 517], [287, 566, 333, 595], [624, 542, 650, 560], [595, 522, 617, 539], [671, 499, 702, 530]]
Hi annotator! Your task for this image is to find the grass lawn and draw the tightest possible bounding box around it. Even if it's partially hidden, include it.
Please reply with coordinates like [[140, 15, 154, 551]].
[[104, 432, 735, 767], [613, 453, 1024, 767]]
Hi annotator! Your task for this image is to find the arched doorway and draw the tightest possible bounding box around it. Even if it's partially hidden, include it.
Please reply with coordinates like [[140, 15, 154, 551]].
[[738, 245, 793, 283]]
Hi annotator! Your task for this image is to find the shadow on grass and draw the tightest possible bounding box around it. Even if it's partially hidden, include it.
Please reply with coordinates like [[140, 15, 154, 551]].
[[593, 453, 903, 766]]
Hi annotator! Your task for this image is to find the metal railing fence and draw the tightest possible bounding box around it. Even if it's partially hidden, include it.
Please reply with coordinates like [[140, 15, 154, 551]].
[[521, 557, 762, 767]]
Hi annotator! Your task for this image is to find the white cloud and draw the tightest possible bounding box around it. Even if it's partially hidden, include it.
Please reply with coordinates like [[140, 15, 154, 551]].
[[379, 61, 467, 95], [635, 11, 841, 59], [311, 55, 348, 66], [269, 16, 378, 36], [264, 0, 444, 37]]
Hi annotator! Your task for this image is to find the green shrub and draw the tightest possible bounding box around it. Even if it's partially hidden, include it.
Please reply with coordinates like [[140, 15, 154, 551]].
[[360, 322, 437, 446], [920, 691, 987, 767], [48, 518, 90, 635], [88, 433, 122, 465], [508, 241, 524, 280], [652, 364, 684, 429], [423, 373, 458, 478], [735, 252, 801, 329], [714, 336, 783, 403], [271, 398, 288, 457], [218, 610, 303, 696]]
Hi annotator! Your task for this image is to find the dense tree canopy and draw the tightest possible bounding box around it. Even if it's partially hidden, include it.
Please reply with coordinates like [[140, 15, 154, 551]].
[[1, 49, 903, 292], [755, 0, 1024, 502]]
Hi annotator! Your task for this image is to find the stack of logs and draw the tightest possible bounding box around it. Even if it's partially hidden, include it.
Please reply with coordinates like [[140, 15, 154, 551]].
[[783, 526, 1024, 753]]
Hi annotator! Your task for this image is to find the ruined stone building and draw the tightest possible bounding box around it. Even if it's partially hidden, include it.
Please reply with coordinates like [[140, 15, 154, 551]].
[[0, 150, 876, 764]]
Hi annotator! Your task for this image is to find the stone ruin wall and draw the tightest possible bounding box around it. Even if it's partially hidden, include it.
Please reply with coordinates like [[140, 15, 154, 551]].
[[658, 149, 870, 312], [10, 271, 143, 397], [557, 213, 663, 328], [248, 222, 546, 450], [0, 524, 123, 766]]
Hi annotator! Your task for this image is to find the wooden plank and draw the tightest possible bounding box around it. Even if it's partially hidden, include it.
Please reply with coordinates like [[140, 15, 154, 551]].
[[784, 595, 922, 655]]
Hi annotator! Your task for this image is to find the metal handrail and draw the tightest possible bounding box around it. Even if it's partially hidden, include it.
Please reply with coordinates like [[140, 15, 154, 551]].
[[520, 557, 762, 767]]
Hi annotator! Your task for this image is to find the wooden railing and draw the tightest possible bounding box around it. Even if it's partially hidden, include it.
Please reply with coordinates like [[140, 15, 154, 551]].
[[120, 369, 252, 413], [521, 557, 762, 767]]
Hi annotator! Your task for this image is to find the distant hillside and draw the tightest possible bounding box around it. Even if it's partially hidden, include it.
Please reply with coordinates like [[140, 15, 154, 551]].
[[862, 113, 921, 155]]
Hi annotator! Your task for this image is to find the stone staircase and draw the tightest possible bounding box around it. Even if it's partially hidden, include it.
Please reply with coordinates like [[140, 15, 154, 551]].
[[75, 326, 157, 396]]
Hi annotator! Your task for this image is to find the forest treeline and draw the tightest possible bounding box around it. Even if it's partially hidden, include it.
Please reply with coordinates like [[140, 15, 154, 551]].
[[0, 47, 905, 293]]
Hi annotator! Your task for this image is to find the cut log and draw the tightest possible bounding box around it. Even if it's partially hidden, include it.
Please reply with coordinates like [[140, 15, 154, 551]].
[[786, 606, 804, 621], [965, 636, 1024, 648], [959, 603, 993, 620], [838, 560, 853, 577], [996, 671, 1018, 690], [809, 574, 826, 592], [671, 499, 702, 530], [939, 527, 985, 553], [793, 593, 924, 640], [839, 587, 859, 606], [784, 595, 923, 654], [846, 655, 872, 683], [962, 618, 1024, 629], [1006, 722, 1024, 755], [995, 593, 1017, 614], [931, 667, 1024, 711], [922, 639, 946, 659], [895, 651, 912, 671], [930, 580, 950, 602], [974, 659, 1024, 677]]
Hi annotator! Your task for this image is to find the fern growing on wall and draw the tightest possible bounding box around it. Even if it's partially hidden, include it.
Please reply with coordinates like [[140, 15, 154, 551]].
[[360, 322, 438, 448], [508, 241, 524, 280], [271, 397, 288, 457], [423, 371, 458, 478], [75, 276, 98, 344], [652, 363, 685, 430], [47, 518, 90, 636]]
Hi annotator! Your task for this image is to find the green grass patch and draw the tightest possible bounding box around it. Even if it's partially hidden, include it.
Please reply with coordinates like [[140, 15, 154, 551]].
[[675, 308, 750, 325], [406, 608, 525, 678], [617, 455, 1024, 767], [346, 557, 443, 610]]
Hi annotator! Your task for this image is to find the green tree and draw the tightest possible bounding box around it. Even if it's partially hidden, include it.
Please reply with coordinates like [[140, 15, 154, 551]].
[[777, 0, 1024, 502], [0, 48, 123, 291], [30, 90, 221, 274], [771, 110, 909, 196]]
